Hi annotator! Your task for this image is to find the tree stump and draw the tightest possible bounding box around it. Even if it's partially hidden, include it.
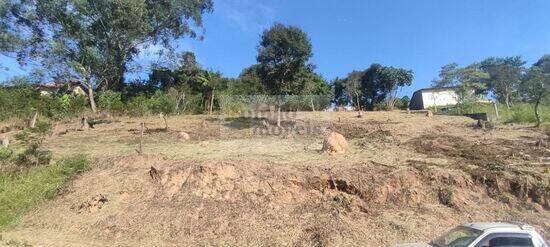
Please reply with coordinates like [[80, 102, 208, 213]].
[[1, 137, 9, 148]]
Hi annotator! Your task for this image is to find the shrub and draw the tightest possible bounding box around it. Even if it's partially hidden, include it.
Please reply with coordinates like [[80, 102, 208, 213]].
[[68, 95, 89, 116], [0, 148, 14, 167], [177, 93, 204, 114], [98, 90, 124, 114], [127, 95, 151, 116], [14, 144, 52, 169], [0, 83, 40, 121], [9, 122, 53, 172], [150, 90, 177, 115]]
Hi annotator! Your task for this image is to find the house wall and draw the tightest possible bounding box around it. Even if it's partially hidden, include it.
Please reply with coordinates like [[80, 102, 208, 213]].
[[421, 90, 459, 109]]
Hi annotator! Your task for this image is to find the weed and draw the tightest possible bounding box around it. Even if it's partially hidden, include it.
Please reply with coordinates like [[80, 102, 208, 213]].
[[437, 187, 454, 207], [0, 155, 89, 229]]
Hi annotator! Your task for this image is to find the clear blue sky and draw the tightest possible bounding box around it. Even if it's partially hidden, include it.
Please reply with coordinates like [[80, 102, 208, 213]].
[[1, 0, 550, 97]]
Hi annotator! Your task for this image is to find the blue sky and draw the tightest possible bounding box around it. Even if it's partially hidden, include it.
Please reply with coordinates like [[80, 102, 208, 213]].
[[1, 0, 550, 97]]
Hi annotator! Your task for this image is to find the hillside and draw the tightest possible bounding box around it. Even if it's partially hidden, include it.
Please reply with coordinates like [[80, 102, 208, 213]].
[[1, 111, 549, 246]]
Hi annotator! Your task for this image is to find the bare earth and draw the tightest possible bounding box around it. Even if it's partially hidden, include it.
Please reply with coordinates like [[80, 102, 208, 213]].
[[1, 111, 549, 246]]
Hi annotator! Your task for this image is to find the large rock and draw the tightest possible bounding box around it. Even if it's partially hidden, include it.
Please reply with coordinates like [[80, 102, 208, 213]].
[[322, 131, 349, 155]]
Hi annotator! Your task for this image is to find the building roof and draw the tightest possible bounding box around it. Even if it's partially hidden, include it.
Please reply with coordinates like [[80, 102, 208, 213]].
[[414, 86, 460, 93]]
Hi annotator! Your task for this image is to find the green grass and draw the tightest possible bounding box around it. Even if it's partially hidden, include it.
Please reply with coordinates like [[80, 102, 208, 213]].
[[447, 102, 550, 126], [0, 155, 89, 230]]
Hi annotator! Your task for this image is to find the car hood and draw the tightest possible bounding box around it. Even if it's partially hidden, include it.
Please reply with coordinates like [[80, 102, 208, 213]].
[[394, 243, 432, 247]]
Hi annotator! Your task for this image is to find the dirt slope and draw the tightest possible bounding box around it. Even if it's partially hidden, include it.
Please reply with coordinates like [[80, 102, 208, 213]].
[[1, 111, 549, 246]]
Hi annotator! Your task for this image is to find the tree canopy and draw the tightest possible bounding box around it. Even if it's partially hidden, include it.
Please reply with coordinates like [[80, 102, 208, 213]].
[[2, 0, 213, 112], [360, 64, 414, 110], [257, 23, 313, 95], [480, 56, 525, 108], [520, 58, 550, 127]]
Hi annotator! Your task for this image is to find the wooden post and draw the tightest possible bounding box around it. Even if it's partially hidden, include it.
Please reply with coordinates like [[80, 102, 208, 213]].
[[493, 102, 499, 120], [160, 113, 168, 130], [138, 122, 144, 154], [30, 112, 38, 128]]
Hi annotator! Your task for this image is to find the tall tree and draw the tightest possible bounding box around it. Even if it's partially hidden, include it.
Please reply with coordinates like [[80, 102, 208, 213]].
[[344, 70, 364, 112], [231, 65, 266, 95], [257, 23, 313, 126], [331, 77, 350, 107], [360, 64, 414, 110], [520, 64, 550, 127], [195, 70, 223, 115], [481, 57, 525, 108], [432, 63, 460, 88], [293, 67, 331, 111], [534, 54, 550, 73], [4, 0, 213, 113]]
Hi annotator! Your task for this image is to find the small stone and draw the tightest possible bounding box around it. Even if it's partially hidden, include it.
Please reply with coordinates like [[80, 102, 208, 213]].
[[178, 132, 191, 142]]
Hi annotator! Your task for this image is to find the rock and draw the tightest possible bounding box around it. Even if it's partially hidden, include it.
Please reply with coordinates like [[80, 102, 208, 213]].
[[426, 110, 433, 118], [322, 131, 349, 155], [199, 141, 209, 147], [1, 137, 9, 148], [178, 132, 191, 142], [74, 194, 108, 213]]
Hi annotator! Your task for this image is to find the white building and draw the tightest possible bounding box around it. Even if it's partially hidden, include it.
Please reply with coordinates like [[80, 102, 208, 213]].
[[409, 87, 461, 110]]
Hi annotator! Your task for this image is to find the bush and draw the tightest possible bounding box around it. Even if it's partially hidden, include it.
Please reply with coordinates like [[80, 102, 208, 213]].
[[149, 90, 177, 115], [0, 155, 89, 229], [14, 144, 52, 169], [127, 95, 151, 116], [0, 80, 89, 121], [0, 148, 14, 167], [98, 90, 124, 114], [0, 83, 40, 121]]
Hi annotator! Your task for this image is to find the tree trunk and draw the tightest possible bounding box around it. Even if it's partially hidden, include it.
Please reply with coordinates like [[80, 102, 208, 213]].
[[355, 93, 362, 117], [209, 89, 214, 115], [175, 93, 185, 115], [535, 100, 541, 128], [87, 84, 97, 113], [505, 93, 511, 109], [310, 97, 315, 112]]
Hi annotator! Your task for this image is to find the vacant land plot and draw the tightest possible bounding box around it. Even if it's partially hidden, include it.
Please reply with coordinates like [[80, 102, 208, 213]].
[[1, 111, 548, 246]]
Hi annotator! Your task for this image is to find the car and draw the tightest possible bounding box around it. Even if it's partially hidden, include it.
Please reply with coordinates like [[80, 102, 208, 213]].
[[395, 222, 548, 247]]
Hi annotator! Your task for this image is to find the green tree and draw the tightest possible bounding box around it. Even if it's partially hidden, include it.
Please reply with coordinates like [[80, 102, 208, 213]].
[[344, 70, 364, 112], [331, 77, 350, 107], [257, 23, 313, 126], [360, 64, 414, 110], [231, 65, 266, 95], [195, 70, 224, 115], [4, 0, 213, 113], [481, 57, 525, 108], [534, 54, 550, 73], [432, 63, 460, 88], [520, 65, 550, 127], [293, 67, 331, 111]]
